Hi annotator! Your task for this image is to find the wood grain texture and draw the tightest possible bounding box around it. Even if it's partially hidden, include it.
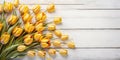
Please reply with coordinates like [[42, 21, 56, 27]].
[[14, 49, 120, 60], [60, 30, 120, 47]]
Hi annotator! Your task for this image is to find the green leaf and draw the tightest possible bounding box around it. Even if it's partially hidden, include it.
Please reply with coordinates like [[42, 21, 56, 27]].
[[0, 44, 19, 57], [7, 21, 20, 34]]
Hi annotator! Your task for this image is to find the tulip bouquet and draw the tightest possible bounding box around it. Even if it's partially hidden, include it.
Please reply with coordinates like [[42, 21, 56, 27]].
[[0, 0, 75, 60]]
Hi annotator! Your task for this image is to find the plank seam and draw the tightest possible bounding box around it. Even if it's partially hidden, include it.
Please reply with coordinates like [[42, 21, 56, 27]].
[[58, 28, 120, 30], [48, 47, 120, 49]]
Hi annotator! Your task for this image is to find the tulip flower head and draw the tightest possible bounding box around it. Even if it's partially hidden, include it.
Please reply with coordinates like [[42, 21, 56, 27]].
[[22, 13, 32, 23], [4, 2, 13, 12], [24, 22, 35, 33], [32, 5, 41, 14], [24, 34, 33, 45], [48, 49, 56, 56], [27, 50, 36, 57], [59, 49, 68, 56], [8, 15, 18, 25], [38, 51, 46, 58], [54, 17, 62, 25], [19, 5, 29, 14], [13, 0, 19, 8], [35, 12, 47, 22], [17, 45, 26, 52], [0, 32, 10, 44], [12, 26, 23, 37], [47, 3, 55, 13]]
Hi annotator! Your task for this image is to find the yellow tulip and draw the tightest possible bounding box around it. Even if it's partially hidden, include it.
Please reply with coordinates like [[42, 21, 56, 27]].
[[0, 32, 10, 44], [8, 15, 18, 25], [35, 22, 45, 32], [0, 5, 3, 13], [53, 40, 61, 47], [32, 5, 41, 14], [12, 26, 23, 37], [38, 51, 46, 58], [24, 34, 33, 45], [41, 38, 51, 48], [41, 43, 49, 48], [34, 32, 42, 41], [13, 0, 19, 8], [48, 24, 56, 31], [4, 2, 13, 12], [24, 22, 35, 33], [47, 3, 55, 13], [45, 32, 53, 39], [19, 5, 29, 14], [61, 34, 69, 41], [67, 42, 75, 48], [59, 49, 68, 56], [48, 49, 56, 56], [27, 50, 36, 57], [22, 13, 32, 23], [41, 38, 50, 43], [0, 22, 3, 31], [54, 17, 62, 24], [35, 12, 47, 22], [17, 45, 26, 52], [54, 30, 62, 37]]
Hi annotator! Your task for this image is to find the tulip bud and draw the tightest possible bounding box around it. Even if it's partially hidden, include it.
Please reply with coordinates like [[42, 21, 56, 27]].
[[41, 38, 51, 48], [47, 3, 55, 13], [41, 38, 50, 43], [61, 34, 69, 41], [4, 2, 13, 12], [53, 40, 61, 47], [24, 34, 33, 45], [24, 22, 35, 33], [67, 42, 75, 48], [59, 49, 68, 56], [54, 30, 62, 37], [12, 26, 23, 37], [32, 5, 41, 14], [38, 51, 46, 58], [8, 15, 18, 25], [19, 5, 29, 14], [0, 22, 3, 31], [45, 32, 53, 39], [22, 13, 32, 23], [35, 12, 47, 22], [0, 5, 3, 13], [41, 43, 49, 48], [13, 0, 19, 8], [48, 49, 56, 56], [54, 17, 62, 24], [48, 24, 56, 31], [17, 45, 26, 52], [35, 22, 45, 32], [34, 32, 42, 41], [27, 50, 36, 57], [0, 32, 10, 44]]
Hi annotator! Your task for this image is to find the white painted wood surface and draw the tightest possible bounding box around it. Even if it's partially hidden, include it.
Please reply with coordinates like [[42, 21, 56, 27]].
[[1, 0, 120, 60]]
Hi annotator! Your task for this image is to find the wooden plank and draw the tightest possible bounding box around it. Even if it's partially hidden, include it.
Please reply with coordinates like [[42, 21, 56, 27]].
[[27, 5, 120, 10], [1, 0, 120, 6], [57, 30, 120, 47], [14, 49, 120, 60], [1, 0, 120, 9], [45, 10, 120, 29], [14, 9, 120, 29]]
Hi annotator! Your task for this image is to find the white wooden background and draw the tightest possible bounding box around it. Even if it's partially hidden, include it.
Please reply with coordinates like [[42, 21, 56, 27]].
[[2, 0, 120, 60]]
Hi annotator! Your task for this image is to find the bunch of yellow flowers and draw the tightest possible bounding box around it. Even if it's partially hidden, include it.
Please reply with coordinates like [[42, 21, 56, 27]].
[[0, 0, 75, 60]]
